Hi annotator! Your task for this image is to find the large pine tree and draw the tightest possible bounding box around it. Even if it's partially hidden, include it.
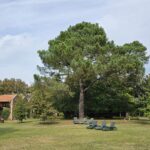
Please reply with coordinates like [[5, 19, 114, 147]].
[[38, 22, 148, 119]]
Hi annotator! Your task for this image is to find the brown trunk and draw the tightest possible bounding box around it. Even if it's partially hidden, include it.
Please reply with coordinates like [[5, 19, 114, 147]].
[[79, 79, 84, 119]]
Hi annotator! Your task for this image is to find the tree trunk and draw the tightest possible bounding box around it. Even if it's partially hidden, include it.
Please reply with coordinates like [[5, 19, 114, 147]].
[[120, 112, 122, 117], [79, 79, 84, 119]]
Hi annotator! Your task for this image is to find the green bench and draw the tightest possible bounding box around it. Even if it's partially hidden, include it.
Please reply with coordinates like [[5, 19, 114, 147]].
[[95, 120, 107, 130], [73, 117, 93, 124], [87, 120, 98, 129], [102, 122, 117, 131]]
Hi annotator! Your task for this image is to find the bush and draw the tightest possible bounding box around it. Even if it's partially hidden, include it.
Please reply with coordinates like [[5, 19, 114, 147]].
[[2, 107, 10, 120], [56, 112, 64, 119], [144, 112, 150, 119]]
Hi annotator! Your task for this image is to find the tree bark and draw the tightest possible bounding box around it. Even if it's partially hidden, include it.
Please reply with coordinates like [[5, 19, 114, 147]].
[[79, 79, 84, 119]]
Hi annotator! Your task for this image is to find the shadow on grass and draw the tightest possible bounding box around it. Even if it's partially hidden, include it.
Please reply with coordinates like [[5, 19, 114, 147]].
[[0, 127, 18, 137], [15, 120, 34, 124], [38, 120, 60, 125], [131, 120, 150, 125]]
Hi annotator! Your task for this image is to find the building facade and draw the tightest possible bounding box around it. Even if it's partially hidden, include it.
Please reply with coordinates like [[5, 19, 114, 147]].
[[0, 94, 17, 120]]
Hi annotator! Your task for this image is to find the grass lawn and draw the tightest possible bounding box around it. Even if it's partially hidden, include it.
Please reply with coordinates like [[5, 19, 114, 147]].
[[0, 119, 150, 150]]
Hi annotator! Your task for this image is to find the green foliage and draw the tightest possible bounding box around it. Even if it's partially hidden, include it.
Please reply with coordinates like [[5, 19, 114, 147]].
[[30, 75, 72, 120], [14, 96, 27, 122], [37, 22, 149, 118], [1, 107, 10, 120], [126, 74, 150, 117], [0, 78, 28, 94], [38, 22, 108, 84], [38, 22, 111, 118]]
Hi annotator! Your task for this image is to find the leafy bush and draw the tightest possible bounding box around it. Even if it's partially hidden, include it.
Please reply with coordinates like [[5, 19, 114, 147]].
[[2, 107, 10, 120], [56, 112, 64, 119], [144, 112, 150, 119]]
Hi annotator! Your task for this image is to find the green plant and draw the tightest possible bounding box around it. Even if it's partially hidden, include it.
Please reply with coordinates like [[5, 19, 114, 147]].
[[2, 107, 10, 120], [14, 96, 27, 122]]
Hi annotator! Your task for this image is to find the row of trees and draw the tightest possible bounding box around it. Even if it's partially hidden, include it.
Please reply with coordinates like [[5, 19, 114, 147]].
[[0, 78, 28, 94]]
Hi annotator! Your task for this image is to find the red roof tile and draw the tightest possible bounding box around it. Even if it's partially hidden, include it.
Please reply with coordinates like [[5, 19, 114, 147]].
[[0, 95, 17, 102]]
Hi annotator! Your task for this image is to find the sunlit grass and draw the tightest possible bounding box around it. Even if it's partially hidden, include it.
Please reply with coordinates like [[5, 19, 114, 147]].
[[0, 119, 150, 150]]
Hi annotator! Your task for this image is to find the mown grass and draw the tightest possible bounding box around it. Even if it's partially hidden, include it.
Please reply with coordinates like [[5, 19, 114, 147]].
[[0, 119, 150, 150]]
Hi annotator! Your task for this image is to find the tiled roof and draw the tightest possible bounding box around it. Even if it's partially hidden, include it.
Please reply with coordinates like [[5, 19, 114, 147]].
[[0, 94, 17, 102]]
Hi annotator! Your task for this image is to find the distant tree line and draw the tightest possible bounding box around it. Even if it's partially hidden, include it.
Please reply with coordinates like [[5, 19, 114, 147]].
[[0, 78, 29, 94]]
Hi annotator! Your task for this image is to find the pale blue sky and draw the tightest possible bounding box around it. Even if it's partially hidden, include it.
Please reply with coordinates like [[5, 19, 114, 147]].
[[0, 0, 150, 84]]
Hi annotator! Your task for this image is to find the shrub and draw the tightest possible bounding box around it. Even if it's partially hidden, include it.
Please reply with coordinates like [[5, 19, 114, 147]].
[[2, 107, 10, 120]]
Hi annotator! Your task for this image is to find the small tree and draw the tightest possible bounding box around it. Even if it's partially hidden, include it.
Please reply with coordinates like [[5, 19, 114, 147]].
[[14, 96, 27, 122], [31, 75, 72, 121]]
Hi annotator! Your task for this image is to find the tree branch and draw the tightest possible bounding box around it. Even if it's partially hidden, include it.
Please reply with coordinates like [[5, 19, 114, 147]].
[[84, 76, 104, 92], [84, 79, 98, 92]]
